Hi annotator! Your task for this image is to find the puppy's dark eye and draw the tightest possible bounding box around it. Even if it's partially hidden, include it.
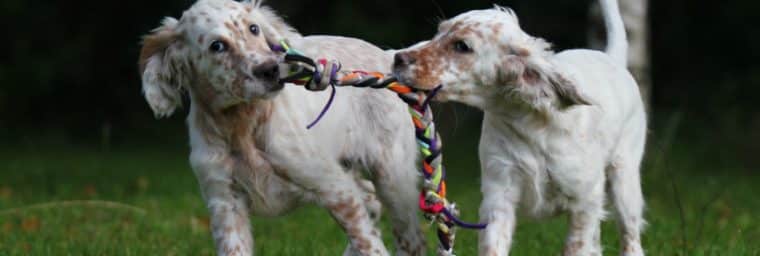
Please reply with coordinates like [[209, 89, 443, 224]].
[[209, 40, 228, 53], [249, 24, 260, 36], [453, 40, 473, 53]]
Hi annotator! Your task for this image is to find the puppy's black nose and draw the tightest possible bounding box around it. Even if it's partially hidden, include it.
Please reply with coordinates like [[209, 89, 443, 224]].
[[393, 52, 416, 68], [253, 60, 280, 81]]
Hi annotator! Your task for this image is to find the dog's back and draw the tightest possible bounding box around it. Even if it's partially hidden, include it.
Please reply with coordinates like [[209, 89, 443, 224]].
[[268, 35, 413, 166]]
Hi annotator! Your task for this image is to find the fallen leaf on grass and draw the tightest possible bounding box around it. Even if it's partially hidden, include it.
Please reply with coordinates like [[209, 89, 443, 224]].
[[0, 186, 11, 199], [65, 225, 80, 237], [21, 216, 40, 232], [84, 185, 98, 197], [137, 176, 150, 192], [190, 216, 210, 233], [2, 222, 12, 232]]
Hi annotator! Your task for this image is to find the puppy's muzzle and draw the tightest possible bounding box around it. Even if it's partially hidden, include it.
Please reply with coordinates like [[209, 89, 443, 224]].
[[254, 60, 284, 91], [254, 60, 280, 82], [393, 52, 416, 69], [392, 52, 419, 87]]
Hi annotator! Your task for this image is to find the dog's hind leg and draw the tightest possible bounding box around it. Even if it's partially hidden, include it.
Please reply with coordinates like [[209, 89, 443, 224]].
[[343, 172, 384, 256], [607, 153, 646, 254], [607, 159, 645, 256], [607, 115, 646, 256]]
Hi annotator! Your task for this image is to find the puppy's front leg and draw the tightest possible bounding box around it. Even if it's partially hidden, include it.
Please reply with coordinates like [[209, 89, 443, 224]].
[[478, 125, 522, 256], [478, 164, 521, 256], [208, 188, 253, 256], [193, 156, 253, 256]]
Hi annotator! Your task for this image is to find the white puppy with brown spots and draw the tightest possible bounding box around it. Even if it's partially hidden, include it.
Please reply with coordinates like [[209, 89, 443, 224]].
[[392, 0, 646, 255], [139, 0, 425, 255]]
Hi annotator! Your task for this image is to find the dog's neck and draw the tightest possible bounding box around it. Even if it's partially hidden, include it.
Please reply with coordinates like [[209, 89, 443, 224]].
[[188, 88, 273, 154], [187, 87, 279, 205]]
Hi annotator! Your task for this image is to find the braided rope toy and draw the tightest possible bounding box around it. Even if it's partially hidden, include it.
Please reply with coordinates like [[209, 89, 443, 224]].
[[271, 40, 486, 255]]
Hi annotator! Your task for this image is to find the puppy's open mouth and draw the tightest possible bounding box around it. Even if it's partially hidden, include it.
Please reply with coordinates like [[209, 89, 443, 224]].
[[259, 80, 284, 100], [391, 69, 409, 83], [392, 73, 441, 92]]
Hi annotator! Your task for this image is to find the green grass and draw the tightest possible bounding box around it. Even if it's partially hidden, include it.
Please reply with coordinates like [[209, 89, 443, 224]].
[[1, 123, 758, 255]]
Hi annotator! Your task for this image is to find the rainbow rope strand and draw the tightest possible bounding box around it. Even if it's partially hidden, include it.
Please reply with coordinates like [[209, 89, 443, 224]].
[[272, 40, 486, 254]]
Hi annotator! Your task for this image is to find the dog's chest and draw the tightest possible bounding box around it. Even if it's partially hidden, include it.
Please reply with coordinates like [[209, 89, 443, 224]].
[[515, 158, 575, 218], [221, 133, 308, 217], [229, 153, 307, 217], [487, 120, 597, 217]]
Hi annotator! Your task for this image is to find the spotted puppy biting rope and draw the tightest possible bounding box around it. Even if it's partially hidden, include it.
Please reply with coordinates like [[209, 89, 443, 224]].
[[271, 40, 486, 255]]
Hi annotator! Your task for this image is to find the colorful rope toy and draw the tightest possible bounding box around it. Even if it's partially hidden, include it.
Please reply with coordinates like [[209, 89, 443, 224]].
[[272, 40, 487, 255]]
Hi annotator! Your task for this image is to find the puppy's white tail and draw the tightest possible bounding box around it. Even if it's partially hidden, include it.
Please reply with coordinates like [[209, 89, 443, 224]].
[[599, 0, 628, 66]]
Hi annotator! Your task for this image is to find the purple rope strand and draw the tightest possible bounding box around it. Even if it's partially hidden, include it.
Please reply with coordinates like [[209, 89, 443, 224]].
[[269, 43, 284, 52], [442, 208, 488, 229], [421, 84, 443, 109], [306, 84, 336, 129], [330, 63, 340, 84]]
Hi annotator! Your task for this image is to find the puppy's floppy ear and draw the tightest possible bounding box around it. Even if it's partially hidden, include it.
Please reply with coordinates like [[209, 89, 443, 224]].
[[139, 17, 184, 118], [500, 46, 591, 110], [543, 68, 591, 108]]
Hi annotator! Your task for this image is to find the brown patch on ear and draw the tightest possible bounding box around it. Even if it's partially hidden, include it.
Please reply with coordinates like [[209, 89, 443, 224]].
[[497, 55, 524, 85], [490, 25, 501, 35], [139, 25, 177, 74], [488, 25, 504, 42], [549, 73, 591, 107], [522, 68, 540, 85], [514, 47, 531, 57], [139, 18, 186, 118], [500, 54, 591, 109]]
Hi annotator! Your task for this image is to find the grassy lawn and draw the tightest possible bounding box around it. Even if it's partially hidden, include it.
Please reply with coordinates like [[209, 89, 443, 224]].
[[1, 119, 758, 255]]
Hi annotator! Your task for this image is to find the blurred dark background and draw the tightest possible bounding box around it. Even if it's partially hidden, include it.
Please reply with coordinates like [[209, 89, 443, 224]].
[[0, 0, 758, 169]]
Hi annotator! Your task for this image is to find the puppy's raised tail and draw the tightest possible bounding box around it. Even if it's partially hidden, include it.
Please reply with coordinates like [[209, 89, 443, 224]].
[[599, 0, 628, 66]]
